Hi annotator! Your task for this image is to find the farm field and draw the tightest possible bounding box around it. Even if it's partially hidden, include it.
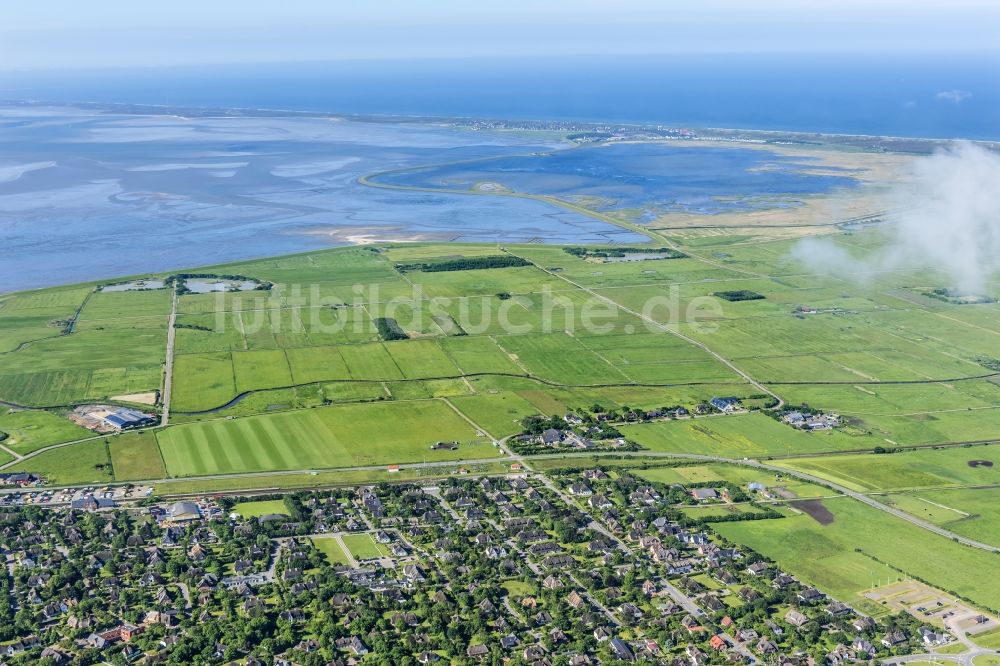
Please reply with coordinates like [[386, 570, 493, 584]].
[[775, 444, 1000, 492], [886, 487, 1000, 548], [148, 461, 510, 496], [714, 496, 1000, 615], [635, 463, 830, 498], [621, 412, 878, 458], [155, 399, 496, 477], [0, 233, 997, 556], [6, 440, 113, 485], [678, 504, 767, 520], [108, 432, 166, 481]]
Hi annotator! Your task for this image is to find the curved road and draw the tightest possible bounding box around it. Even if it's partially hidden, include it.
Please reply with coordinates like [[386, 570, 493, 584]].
[[6, 441, 997, 555], [526, 450, 1000, 554]]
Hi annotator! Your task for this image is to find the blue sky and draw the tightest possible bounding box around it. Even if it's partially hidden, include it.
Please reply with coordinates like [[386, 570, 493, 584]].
[[3, 0, 999, 71]]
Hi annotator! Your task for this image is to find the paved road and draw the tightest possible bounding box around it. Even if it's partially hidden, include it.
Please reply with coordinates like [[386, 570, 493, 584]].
[[738, 458, 1000, 554], [528, 450, 1000, 554], [542, 470, 755, 662], [160, 285, 178, 426], [2, 424, 996, 555], [0, 441, 21, 461]]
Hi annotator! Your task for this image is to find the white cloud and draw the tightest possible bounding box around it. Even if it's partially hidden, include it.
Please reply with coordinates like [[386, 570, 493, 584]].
[[936, 89, 973, 104], [792, 142, 1000, 293]]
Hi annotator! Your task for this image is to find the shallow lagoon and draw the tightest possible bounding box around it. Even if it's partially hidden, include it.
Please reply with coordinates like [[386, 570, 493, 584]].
[[375, 142, 860, 217], [184, 279, 260, 293], [101, 279, 166, 292]]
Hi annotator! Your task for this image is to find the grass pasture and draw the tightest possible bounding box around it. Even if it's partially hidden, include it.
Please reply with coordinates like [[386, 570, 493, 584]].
[[0, 409, 92, 455], [635, 462, 829, 497], [776, 444, 1000, 492], [170, 352, 236, 412], [621, 412, 875, 458], [714, 496, 1000, 614], [438, 335, 524, 375], [108, 431, 166, 481], [8, 440, 113, 485], [679, 504, 766, 520], [888, 487, 1000, 548], [497, 332, 632, 384]]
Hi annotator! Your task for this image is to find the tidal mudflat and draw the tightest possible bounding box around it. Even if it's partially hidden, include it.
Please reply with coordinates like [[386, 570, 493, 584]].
[[0, 106, 872, 293], [0, 106, 642, 292]]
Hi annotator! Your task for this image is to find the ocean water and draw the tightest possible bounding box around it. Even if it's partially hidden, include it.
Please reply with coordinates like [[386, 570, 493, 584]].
[[1, 53, 997, 291], [3, 53, 999, 139]]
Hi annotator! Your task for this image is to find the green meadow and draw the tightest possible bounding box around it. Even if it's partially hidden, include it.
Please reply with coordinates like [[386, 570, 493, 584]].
[[0, 409, 92, 455], [0, 234, 997, 506], [7, 440, 113, 485], [108, 432, 166, 481], [886, 487, 1000, 548], [621, 412, 877, 458], [233, 499, 289, 518], [714, 496, 1000, 614], [776, 444, 1000, 492]]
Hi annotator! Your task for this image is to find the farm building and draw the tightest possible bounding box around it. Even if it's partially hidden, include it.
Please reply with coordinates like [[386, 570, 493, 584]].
[[101, 408, 156, 431], [709, 396, 742, 413], [691, 488, 719, 501], [782, 411, 840, 430]]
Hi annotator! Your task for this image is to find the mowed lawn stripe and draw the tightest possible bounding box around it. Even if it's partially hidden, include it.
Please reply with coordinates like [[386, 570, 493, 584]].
[[155, 400, 494, 477], [158, 426, 205, 477], [280, 410, 332, 469], [246, 418, 282, 471], [203, 424, 238, 476]]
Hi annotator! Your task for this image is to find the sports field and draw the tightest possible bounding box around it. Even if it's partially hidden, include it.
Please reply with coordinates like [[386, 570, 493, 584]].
[[156, 399, 496, 476], [232, 499, 289, 518], [312, 536, 351, 565], [342, 533, 390, 560]]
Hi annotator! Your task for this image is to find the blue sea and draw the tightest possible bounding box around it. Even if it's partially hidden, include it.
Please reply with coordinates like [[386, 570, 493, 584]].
[[2, 53, 999, 139], [1, 53, 998, 292]]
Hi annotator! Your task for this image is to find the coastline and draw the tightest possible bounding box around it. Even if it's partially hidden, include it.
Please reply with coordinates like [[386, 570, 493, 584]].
[[3, 98, 995, 151]]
